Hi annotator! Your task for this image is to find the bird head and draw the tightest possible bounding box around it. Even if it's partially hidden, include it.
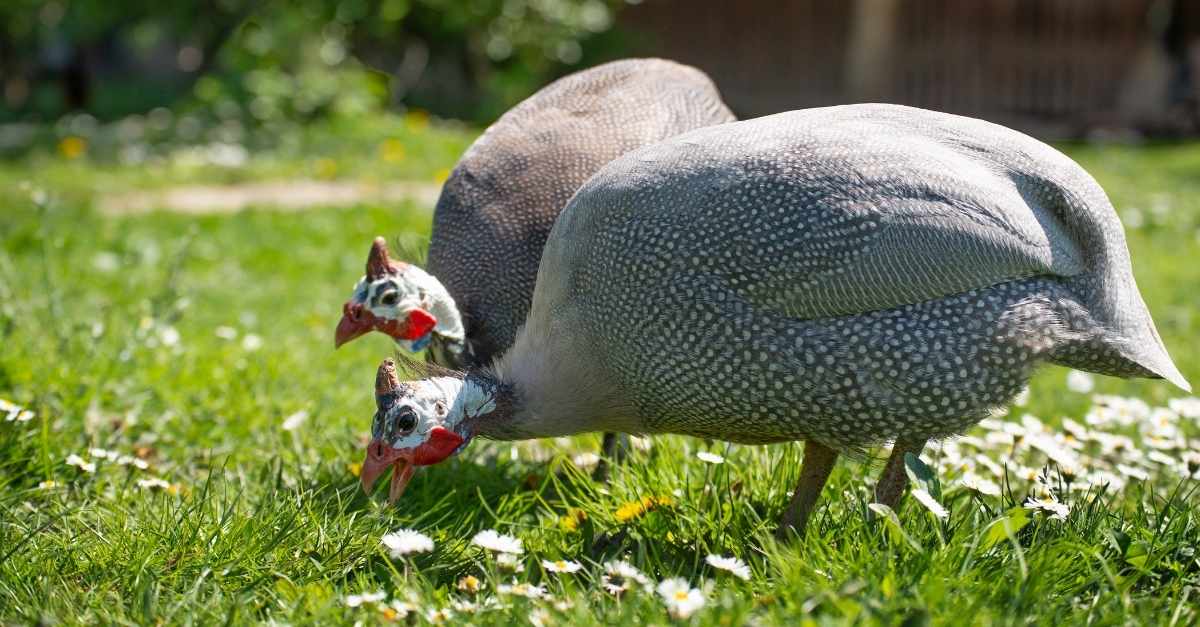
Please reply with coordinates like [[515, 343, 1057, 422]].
[[335, 237, 439, 351], [361, 358, 497, 503]]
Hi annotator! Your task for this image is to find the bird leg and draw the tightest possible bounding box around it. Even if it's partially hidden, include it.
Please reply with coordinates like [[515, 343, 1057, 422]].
[[776, 439, 839, 540], [592, 432, 631, 481], [873, 436, 928, 508]]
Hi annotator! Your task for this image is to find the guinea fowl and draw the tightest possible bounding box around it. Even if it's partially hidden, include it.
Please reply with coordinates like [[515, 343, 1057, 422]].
[[334, 58, 735, 368], [334, 58, 734, 466], [357, 104, 1190, 535]]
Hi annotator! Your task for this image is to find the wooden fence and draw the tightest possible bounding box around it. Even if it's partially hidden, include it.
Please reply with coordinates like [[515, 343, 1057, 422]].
[[621, 0, 1199, 137]]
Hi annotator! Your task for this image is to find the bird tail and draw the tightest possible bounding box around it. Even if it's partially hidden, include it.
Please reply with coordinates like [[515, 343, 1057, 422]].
[[1047, 291, 1191, 392]]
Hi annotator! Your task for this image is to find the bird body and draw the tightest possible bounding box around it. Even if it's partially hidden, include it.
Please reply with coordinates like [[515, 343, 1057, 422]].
[[360, 104, 1187, 530], [497, 103, 1187, 450]]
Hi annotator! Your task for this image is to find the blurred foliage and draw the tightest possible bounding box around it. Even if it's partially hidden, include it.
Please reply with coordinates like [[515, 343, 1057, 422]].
[[0, 0, 635, 126]]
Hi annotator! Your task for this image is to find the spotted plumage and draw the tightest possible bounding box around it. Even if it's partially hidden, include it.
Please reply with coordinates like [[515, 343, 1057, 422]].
[[523, 104, 1187, 449], [361, 104, 1188, 533], [425, 58, 736, 366]]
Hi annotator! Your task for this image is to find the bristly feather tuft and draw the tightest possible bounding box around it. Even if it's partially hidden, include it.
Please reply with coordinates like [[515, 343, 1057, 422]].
[[391, 350, 464, 382]]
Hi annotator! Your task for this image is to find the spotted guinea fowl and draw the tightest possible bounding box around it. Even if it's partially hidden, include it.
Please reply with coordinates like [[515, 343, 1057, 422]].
[[334, 58, 735, 368], [356, 104, 1190, 534], [335, 58, 734, 468]]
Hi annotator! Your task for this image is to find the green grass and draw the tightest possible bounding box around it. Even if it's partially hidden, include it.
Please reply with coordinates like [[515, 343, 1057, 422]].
[[1, 126, 1198, 625]]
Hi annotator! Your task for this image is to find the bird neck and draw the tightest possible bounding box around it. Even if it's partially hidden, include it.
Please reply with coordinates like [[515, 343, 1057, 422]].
[[480, 322, 641, 440], [457, 371, 522, 440]]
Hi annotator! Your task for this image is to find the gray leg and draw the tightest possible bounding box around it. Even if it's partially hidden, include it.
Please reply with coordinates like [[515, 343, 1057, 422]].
[[592, 432, 631, 481], [873, 436, 928, 508], [777, 440, 839, 540]]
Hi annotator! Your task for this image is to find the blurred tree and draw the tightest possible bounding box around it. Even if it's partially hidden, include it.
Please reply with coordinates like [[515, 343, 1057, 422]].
[[0, 0, 633, 124]]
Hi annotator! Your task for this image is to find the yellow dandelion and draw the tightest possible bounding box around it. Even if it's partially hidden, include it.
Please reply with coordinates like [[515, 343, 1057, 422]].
[[58, 136, 87, 160], [405, 109, 430, 130], [379, 138, 406, 163], [614, 495, 673, 522], [559, 508, 587, 531], [347, 462, 363, 477]]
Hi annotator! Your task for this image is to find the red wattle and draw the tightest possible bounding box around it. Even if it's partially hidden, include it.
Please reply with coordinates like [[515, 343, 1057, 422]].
[[402, 308, 438, 340], [410, 427, 465, 465]]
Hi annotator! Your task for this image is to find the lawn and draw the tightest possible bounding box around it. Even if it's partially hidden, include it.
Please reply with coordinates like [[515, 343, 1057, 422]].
[[0, 116, 1198, 625]]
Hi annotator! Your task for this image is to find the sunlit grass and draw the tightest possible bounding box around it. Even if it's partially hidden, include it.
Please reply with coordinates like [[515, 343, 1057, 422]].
[[1, 130, 1198, 624]]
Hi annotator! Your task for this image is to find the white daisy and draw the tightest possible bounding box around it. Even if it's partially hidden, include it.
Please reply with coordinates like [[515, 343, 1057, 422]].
[[424, 607, 453, 624], [1167, 397, 1200, 419], [37, 480, 60, 489], [281, 410, 309, 431], [471, 529, 523, 554], [89, 448, 118, 461], [344, 590, 386, 607], [959, 472, 1001, 497], [214, 326, 238, 340], [65, 454, 96, 474], [6, 407, 35, 422], [1116, 463, 1149, 481], [496, 552, 525, 573], [1023, 482, 1069, 520], [137, 477, 171, 490], [1066, 371, 1094, 394], [496, 582, 546, 599], [602, 560, 650, 595], [456, 575, 482, 594], [657, 578, 705, 619], [241, 333, 263, 351], [572, 452, 600, 470], [1024, 497, 1070, 520], [529, 609, 552, 627], [911, 489, 949, 519], [696, 451, 724, 464], [705, 554, 751, 580], [449, 599, 479, 614], [158, 326, 181, 347], [381, 528, 434, 557], [385, 599, 416, 619], [117, 455, 150, 470], [541, 558, 582, 574]]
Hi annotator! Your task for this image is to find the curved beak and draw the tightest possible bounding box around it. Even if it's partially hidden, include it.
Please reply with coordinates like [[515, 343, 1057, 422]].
[[361, 438, 415, 504], [335, 301, 376, 348]]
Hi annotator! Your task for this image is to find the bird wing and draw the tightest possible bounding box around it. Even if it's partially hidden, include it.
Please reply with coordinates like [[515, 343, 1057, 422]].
[[670, 116, 1091, 320]]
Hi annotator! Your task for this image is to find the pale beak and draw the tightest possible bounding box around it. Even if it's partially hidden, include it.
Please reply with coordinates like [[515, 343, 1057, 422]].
[[361, 438, 415, 504], [335, 301, 376, 348]]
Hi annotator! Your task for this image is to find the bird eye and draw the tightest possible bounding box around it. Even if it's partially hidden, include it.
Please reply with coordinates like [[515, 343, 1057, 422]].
[[434, 401, 448, 417], [380, 291, 400, 306], [394, 407, 417, 434]]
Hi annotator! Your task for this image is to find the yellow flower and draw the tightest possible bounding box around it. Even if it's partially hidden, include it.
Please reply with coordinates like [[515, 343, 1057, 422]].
[[379, 138, 406, 163], [405, 109, 430, 130], [614, 495, 673, 522], [347, 462, 363, 477], [58, 136, 87, 160], [559, 508, 586, 531], [456, 575, 481, 594]]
